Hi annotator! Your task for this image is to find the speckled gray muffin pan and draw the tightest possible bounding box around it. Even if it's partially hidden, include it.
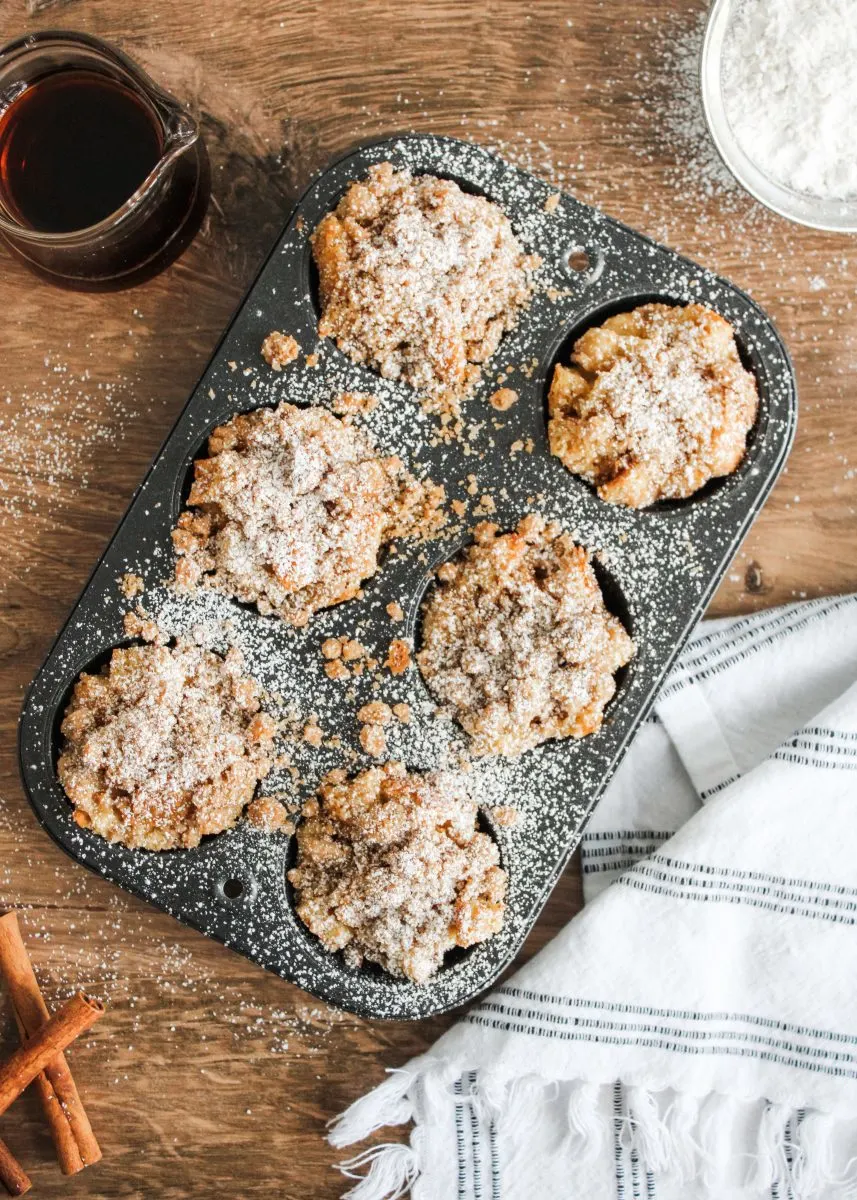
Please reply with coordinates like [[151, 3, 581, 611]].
[[19, 135, 797, 1020]]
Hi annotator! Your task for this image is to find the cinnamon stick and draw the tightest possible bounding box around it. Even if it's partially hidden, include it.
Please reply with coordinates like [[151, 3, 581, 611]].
[[0, 992, 104, 1119], [0, 1139, 30, 1197], [0, 913, 99, 1172]]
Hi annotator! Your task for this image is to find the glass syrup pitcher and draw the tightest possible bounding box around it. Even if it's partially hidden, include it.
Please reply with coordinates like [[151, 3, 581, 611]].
[[0, 30, 210, 289]]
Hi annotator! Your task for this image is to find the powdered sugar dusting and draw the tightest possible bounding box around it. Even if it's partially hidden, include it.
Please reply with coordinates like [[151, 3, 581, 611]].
[[172, 400, 444, 626], [18, 134, 796, 1019], [57, 636, 275, 850], [312, 162, 537, 404]]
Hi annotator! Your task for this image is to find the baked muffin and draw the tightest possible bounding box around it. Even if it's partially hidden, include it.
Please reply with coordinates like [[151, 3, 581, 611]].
[[311, 162, 536, 404], [57, 641, 274, 851], [417, 515, 635, 758], [172, 400, 443, 627], [288, 762, 506, 983], [548, 302, 759, 507]]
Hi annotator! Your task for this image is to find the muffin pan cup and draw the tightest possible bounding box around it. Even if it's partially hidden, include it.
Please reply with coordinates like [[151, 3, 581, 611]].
[[19, 134, 797, 1019]]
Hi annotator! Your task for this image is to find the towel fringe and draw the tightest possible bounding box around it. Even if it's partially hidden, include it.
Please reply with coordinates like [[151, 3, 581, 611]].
[[627, 1085, 673, 1173], [338, 1144, 419, 1200], [748, 1101, 792, 1191], [698, 1091, 743, 1188], [332, 1066, 857, 1198], [791, 1111, 857, 1199], [328, 1068, 417, 1149], [497, 1075, 556, 1181], [565, 1080, 606, 1164], [662, 1090, 702, 1182]]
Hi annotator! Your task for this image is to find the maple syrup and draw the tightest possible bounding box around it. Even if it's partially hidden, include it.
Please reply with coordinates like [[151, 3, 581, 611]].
[[0, 71, 164, 233], [0, 32, 209, 289]]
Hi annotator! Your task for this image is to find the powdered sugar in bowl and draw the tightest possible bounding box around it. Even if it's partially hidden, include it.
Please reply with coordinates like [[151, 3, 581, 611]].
[[701, 0, 857, 232]]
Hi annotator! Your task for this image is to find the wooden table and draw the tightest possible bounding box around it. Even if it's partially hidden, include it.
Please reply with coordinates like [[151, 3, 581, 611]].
[[0, 1, 854, 1195]]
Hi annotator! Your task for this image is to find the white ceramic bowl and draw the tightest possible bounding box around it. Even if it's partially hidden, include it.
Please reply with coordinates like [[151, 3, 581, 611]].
[[700, 0, 857, 232]]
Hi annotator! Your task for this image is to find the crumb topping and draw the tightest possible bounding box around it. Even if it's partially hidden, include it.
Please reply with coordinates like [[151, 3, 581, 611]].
[[417, 515, 636, 757], [489, 387, 519, 411], [57, 641, 274, 851], [385, 638, 412, 675], [172, 400, 444, 627], [261, 331, 300, 371], [119, 572, 144, 599], [330, 391, 378, 417], [288, 763, 506, 982], [247, 795, 295, 834], [548, 302, 759, 507], [311, 162, 537, 404], [358, 723, 387, 758]]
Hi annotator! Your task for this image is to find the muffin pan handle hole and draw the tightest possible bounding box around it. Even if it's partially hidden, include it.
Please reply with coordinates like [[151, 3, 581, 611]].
[[563, 245, 604, 285], [215, 875, 258, 906]]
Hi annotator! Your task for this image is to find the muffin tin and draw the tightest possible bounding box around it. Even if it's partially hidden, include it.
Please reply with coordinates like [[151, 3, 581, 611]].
[[19, 134, 797, 1019]]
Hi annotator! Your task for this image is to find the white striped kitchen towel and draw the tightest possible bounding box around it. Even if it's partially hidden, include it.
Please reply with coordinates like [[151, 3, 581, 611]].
[[330, 593, 857, 1200]]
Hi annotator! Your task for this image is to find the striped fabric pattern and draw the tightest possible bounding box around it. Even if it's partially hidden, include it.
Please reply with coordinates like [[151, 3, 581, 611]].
[[332, 594, 857, 1200]]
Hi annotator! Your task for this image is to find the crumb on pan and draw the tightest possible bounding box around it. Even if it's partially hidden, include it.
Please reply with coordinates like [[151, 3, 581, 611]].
[[123, 608, 164, 645], [358, 723, 386, 758], [261, 331, 300, 371], [385, 638, 412, 675], [493, 805, 519, 827], [331, 391, 379, 417], [120, 573, 144, 599], [489, 387, 518, 411], [357, 701, 393, 725], [303, 721, 324, 747]]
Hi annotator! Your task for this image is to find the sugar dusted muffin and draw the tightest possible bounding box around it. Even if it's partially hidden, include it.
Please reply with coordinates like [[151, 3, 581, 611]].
[[57, 640, 275, 851], [172, 400, 444, 627], [548, 302, 759, 508], [417, 515, 635, 758], [288, 762, 506, 983], [311, 162, 537, 404]]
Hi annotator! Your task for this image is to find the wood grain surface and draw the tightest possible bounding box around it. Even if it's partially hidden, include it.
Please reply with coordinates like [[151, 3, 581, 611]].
[[0, 0, 854, 1196]]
